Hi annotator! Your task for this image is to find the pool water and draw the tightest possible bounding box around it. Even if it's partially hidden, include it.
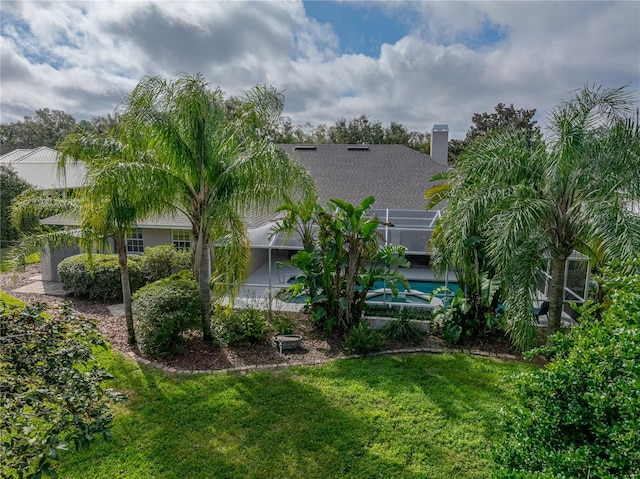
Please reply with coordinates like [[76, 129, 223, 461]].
[[283, 278, 458, 306]]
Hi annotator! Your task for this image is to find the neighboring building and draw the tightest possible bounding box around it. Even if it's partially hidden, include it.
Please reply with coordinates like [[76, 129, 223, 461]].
[[0, 147, 86, 190]]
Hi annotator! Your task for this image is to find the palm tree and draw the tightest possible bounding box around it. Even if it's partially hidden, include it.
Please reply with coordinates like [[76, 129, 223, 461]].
[[120, 74, 314, 340], [427, 85, 640, 349], [10, 131, 157, 345]]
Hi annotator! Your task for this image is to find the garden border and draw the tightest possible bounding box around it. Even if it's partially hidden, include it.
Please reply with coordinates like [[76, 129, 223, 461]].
[[123, 346, 521, 375]]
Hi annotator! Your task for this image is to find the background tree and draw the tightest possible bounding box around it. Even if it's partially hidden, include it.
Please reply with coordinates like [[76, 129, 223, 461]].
[[448, 103, 540, 164], [0, 165, 32, 249], [0, 109, 77, 154], [428, 85, 640, 349], [269, 114, 430, 152], [121, 74, 314, 340]]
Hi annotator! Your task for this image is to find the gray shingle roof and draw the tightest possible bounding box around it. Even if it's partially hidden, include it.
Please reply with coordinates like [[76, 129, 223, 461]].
[[40, 144, 447, 230], [279, 144, 447, 210]]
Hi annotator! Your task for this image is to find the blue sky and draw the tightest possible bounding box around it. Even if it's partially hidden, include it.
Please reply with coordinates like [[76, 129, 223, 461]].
[[303, 2, 411, 57], [1, 1, 638, 138]]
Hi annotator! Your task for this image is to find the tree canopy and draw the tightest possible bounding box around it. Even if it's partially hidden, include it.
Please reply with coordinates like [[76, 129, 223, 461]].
[[448, 103, 540, 164], [118, 73, 315, 340], [0, 109, 77, 155]]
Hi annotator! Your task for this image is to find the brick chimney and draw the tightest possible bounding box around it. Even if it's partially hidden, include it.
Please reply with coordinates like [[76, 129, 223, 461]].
[[430, 124, 449, 165]]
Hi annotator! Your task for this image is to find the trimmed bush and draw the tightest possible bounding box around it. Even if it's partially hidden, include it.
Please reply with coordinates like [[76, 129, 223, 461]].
[[494, 267, 640, 478], [212, 308, 267, 346], [58, 254, 143, 302], [344, 323, 383, 355], [140, 245, 191, 283], [133, 276, 200, 357]]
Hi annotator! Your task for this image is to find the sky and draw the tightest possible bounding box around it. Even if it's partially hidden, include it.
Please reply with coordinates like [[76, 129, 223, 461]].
[[1, 1, 639, 139]]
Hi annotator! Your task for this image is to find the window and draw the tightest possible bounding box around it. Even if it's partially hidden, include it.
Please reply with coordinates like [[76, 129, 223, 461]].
[[172, 229, 191, 251], [126, 229, 144, 254]]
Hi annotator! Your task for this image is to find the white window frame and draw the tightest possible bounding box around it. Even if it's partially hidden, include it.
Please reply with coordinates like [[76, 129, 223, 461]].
[[126, 229, 144, 255], [172, 229, 191, 251]]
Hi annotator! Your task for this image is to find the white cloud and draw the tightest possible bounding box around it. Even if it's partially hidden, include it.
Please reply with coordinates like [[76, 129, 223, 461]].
[[1, 1, 638, 139]]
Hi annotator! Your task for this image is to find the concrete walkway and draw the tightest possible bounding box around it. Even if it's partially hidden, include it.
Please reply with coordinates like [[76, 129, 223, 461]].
[[12, 275, 68, 296]]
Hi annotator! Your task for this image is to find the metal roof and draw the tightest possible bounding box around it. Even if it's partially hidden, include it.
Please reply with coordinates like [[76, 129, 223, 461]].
[[0, 147, 86, 189]]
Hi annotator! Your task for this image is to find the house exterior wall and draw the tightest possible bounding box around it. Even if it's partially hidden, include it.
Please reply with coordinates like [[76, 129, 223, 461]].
[[42, 244, 81, 282], [140, 228, 173, 250]]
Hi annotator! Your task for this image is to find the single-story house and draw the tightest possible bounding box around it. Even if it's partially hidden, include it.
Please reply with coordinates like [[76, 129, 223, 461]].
[[38, 126, 452, 291]]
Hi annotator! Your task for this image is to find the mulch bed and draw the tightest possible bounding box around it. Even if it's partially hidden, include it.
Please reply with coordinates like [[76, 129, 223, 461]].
[[2, 265, 521, 372]]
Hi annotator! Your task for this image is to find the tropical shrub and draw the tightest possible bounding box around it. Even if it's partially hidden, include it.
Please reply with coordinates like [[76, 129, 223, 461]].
[[58, 253, 143, 302], [431, 284, 504, 345], [494, 265, 640, 478], [133, 275, 200, 357], [344, 323, 384, 355], [212, 308, 267, 346], [0, 300, 124, 479], [273, 195, 410, 333], [140, 244, 191, 283]]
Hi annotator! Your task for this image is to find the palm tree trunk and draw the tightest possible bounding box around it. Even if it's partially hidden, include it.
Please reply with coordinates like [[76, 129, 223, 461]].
[[547, 256, 567, 337], [115, 236, 135, 345], [198, 236, 213, 341]]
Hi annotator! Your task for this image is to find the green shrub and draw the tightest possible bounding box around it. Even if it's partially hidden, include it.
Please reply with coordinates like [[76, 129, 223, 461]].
[[494, 267, 640, 478], [212, 308, 267, 346], [344, 323, 384, 355], [133, 277, 200, 357], [0, 301, 124, 479], [140, 245, 191, 283], [382, 315, 425, 344], [270, 312, 295, 335], [58, 254, 143, 302]]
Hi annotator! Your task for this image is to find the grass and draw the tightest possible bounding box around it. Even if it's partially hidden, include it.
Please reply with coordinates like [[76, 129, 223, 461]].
[[0, 247, 39, 273], [56, 350, 533, 479]]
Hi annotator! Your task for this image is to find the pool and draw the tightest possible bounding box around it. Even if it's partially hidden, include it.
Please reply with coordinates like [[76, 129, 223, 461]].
[[282, 278, 458, 307], [366, 280, 458, 305]]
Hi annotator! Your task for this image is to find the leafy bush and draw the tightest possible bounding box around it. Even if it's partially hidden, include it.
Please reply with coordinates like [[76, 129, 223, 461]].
[[133, 276, 200, 357], [431, 286, 504, 345], [0, 300, 124, 479], [0, 165, 32, 247], [494, 267, 640, 478], [140, 245, 191, 283], [271, 312, 295, 335], [344, 323, 384, 355], [212, 308, 267, 346], [382, 315, 425, 344], [58, 253, 143, 302]]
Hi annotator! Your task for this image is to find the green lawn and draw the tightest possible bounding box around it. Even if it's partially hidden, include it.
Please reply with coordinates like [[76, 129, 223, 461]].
[[58, 350, 532, 479], [0, 247, 39, 273]]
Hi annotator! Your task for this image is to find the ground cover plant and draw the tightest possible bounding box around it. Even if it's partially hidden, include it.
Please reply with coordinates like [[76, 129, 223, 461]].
[[0, 298, 124, 479], [55, 350, 531, 479]]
